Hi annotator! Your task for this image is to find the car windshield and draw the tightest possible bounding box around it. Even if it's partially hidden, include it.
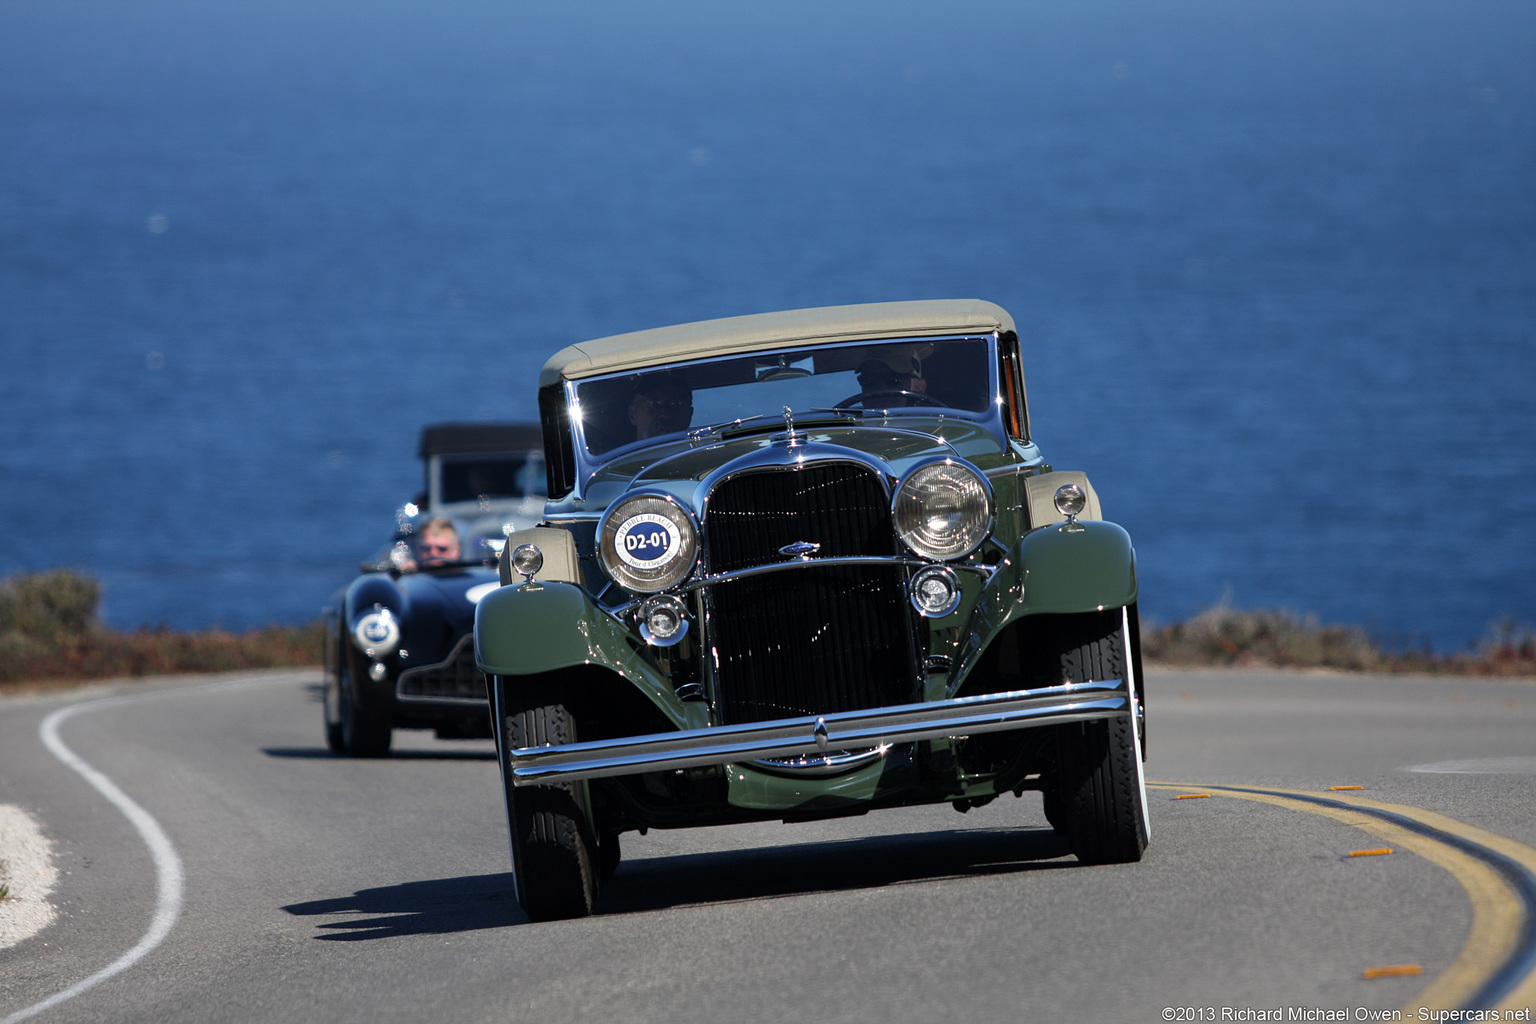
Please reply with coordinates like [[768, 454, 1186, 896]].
[[572, 336, 994, 456], [439, 454, 547, 503]]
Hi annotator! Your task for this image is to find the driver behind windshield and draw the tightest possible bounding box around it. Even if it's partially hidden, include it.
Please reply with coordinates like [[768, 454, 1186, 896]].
[[855, 354, 928, 406], [628, 372, 694, 440], [411, 517, 462, 570]]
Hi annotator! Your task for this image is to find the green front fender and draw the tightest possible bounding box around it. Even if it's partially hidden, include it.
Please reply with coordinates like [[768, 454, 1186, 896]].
[[1016, 518, 1137, 614], [946, 518, 1137, 693], [964, 521, 1136, 647], [474, 582, 692, 729]]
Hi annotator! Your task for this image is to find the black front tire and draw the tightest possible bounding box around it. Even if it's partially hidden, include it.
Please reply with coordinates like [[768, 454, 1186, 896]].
[[324, 670, 346, 754], [1044, 609, 1150, 864], [598, 830, 622, 881], [338, 666, 392, 758], [497, 681, 600, 921]]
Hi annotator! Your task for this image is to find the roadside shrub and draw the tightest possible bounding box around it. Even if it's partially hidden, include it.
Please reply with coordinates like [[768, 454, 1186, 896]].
[[1143, 606, 1382, 671], [0, 570, 324, 690], [1144, 605, 1536, 676], [0, 569, 100, 640]]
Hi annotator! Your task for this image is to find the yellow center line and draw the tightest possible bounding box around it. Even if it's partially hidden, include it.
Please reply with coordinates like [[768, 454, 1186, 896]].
[[1150, 781, 1534, 1012]]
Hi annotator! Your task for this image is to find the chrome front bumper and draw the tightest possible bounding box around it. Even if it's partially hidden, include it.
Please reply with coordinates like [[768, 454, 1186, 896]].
[[505, 678, 1128, 785]]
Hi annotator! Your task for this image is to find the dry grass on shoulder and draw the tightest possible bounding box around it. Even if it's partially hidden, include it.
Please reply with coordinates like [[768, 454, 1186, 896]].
[[3, 569, 1532, 690], [1143, 605, 1536, 677], [1, 570, 323, 692]]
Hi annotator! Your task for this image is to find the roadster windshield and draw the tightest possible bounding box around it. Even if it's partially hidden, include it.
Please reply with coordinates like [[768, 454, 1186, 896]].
[[573, 336, 995, 456], [438, 453, 546, 503]]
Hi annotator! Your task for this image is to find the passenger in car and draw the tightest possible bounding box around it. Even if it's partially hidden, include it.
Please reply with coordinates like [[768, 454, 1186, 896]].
[[627, 372, 694, 440]]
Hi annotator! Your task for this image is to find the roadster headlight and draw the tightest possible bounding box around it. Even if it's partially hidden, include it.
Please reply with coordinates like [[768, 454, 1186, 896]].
[[599, 494, 699, 593], [353, 605, 401, 658], [892, 459, 993, 561]]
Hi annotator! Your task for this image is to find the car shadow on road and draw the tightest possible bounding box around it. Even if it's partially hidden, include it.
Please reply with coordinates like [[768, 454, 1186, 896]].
[[604, 826, 1075, 915], [282, 826, 1073, 938], [283, 874, 520, 939]]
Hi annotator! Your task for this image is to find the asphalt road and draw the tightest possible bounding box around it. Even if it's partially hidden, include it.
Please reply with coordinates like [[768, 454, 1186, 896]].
[[2, 667, 1534, 1024]]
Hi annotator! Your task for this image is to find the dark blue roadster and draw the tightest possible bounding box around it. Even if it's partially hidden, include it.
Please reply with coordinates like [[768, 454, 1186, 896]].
[[321, 516, 502, 756], [321, 423, 545, 757]]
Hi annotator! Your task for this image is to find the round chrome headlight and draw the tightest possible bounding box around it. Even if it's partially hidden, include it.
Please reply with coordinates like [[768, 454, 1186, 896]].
[[353, 606, 401, 658], [599, 494, 700, 593], [892, 459, 993, 561]]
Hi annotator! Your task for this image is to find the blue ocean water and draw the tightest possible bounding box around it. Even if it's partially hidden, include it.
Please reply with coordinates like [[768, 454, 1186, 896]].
[[1, 0, 1532, 651]]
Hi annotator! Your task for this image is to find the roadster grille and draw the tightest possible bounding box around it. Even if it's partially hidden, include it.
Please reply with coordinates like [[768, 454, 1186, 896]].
[[704, 465, 916, 725], [397, 635, 486, 702]]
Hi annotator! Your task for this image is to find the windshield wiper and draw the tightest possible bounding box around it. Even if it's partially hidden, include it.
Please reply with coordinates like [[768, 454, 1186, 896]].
[[807, 406, 871, 418], [686, 414, 769, 441], [688, 408, 866, 443]]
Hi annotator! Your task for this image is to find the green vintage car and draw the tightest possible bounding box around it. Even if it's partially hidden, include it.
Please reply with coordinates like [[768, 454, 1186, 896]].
[[476, 299, 1149, 920]]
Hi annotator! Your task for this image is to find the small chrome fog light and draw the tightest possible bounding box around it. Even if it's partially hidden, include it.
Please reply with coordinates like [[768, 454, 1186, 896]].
[[368, 661, 389, 682], [637, 595, 689, 646], [1053, 483, 1086, 521], [510, 543, 544, 582], [910, 565, 962, 618]]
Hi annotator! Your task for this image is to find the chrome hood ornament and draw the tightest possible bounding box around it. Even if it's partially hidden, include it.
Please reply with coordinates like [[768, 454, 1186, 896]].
[[777, 405, 807, 447]]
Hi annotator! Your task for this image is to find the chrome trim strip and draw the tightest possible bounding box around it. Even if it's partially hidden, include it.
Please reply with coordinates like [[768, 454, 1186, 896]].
[[541, 511, 602, 524], [601, 554, 1001, 618], [506, 678, 1127, 785], [1125, 603, 1151, 837], [983, 463, 1034, 480]]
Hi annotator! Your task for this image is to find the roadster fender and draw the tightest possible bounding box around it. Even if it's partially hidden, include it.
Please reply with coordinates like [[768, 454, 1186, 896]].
[[343, 574, 403, 624]]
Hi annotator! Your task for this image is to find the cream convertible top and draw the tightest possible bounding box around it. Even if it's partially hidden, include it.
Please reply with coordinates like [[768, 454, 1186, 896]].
[[539, 299, 1015, 387]]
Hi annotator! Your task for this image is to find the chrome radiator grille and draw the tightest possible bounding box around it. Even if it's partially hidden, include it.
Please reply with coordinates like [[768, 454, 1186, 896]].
[[703, 465, 916, 725], [397, 635, 486, 702], [705, 463, 896, 573]]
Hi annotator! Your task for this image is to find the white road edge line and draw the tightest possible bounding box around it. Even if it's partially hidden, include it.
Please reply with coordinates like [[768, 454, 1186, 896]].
[[2, 698, 186, 1024]]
